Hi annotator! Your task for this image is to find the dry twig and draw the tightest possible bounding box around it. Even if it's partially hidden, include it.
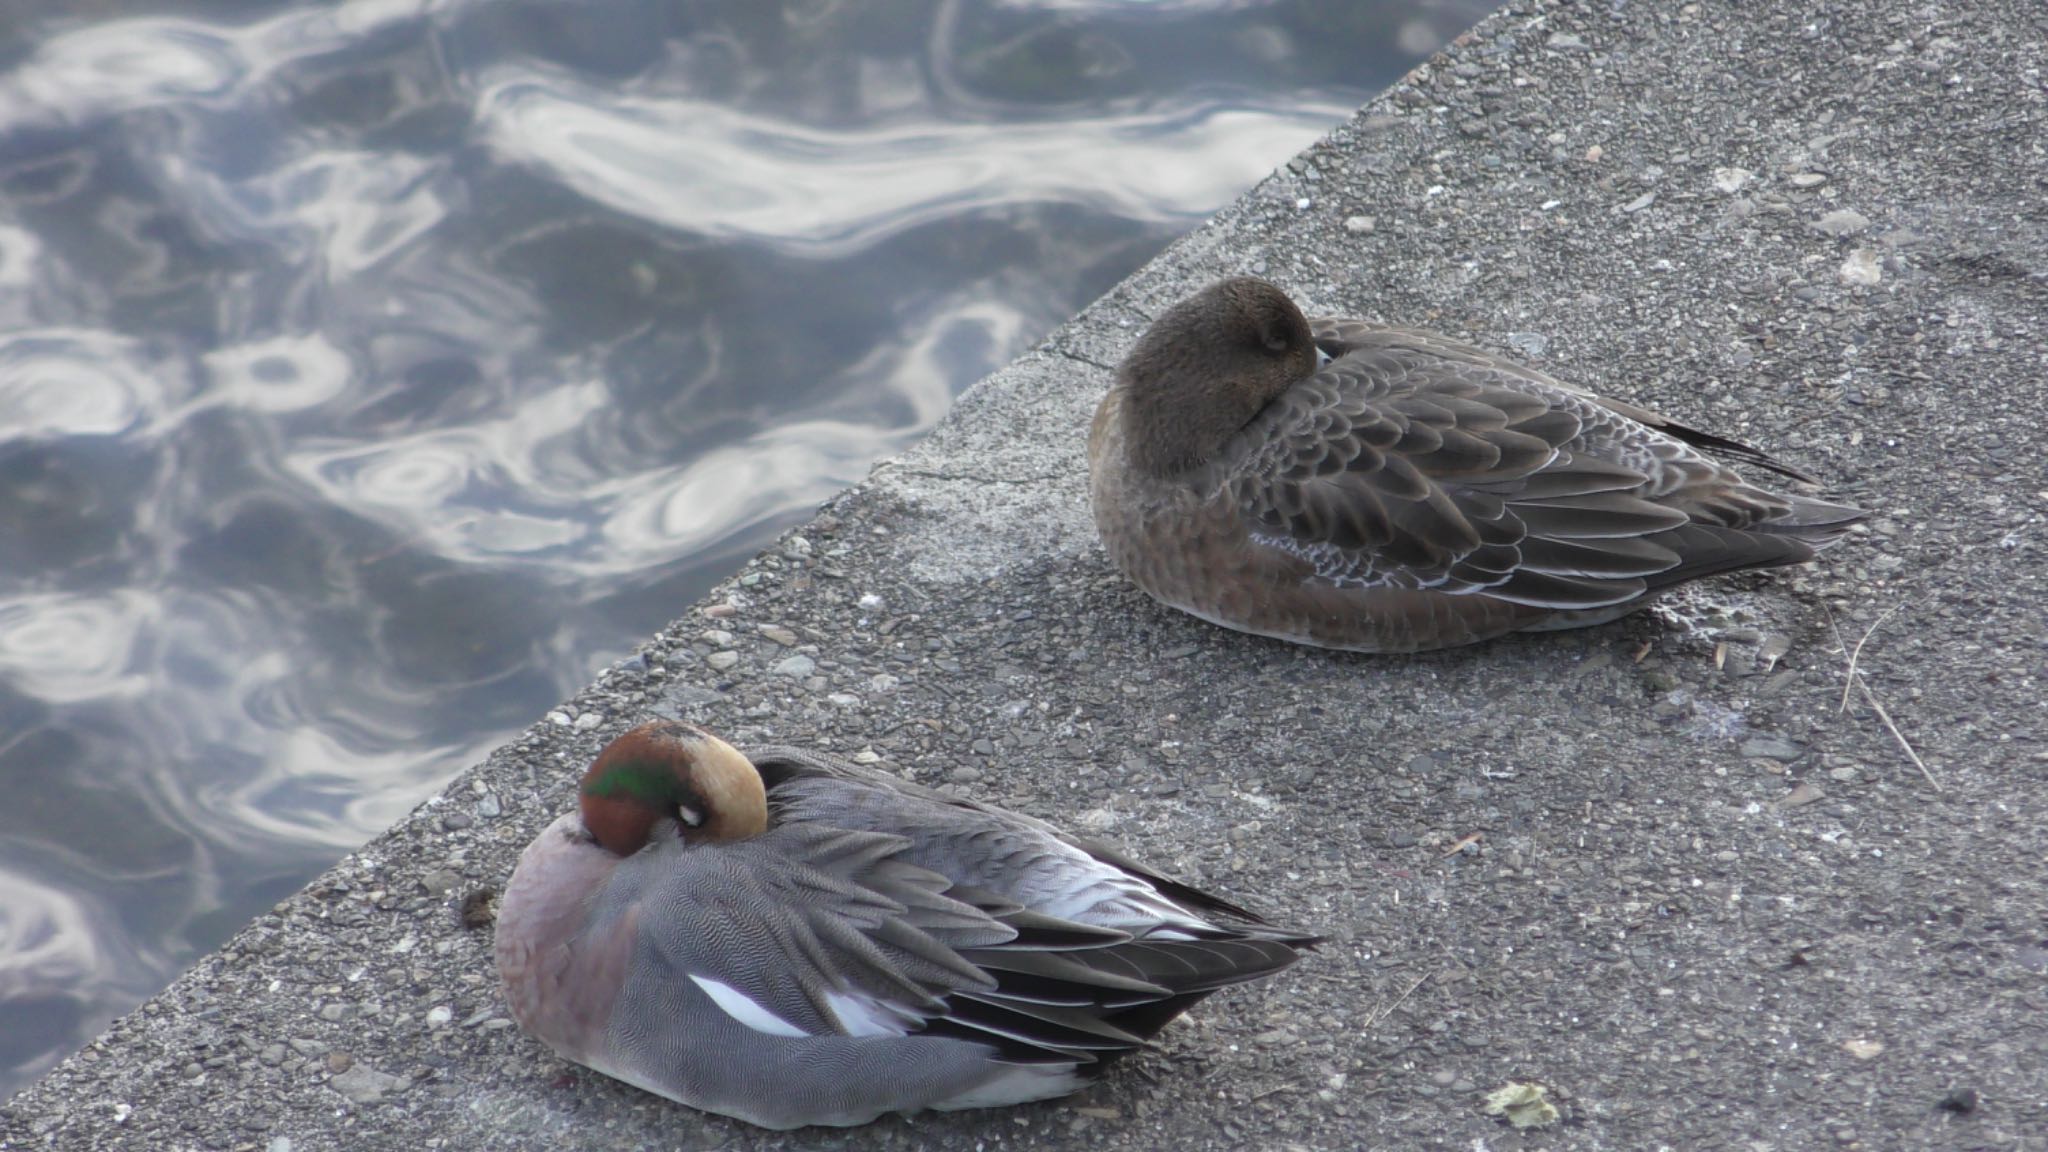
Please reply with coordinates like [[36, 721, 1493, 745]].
[[1365, 968, 1437, 1030], [1826, 605, 1942, 792]]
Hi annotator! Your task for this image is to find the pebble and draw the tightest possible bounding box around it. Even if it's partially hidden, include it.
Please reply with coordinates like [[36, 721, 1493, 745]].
[[1840, 248, 1882, 285], [1712, 166, 1753, 193], [328, 1063, 402, 1105], [418, 869, 460, 896], [759, 625, 799, 646], [1343, 215, 1377, 233], [1776, 782, 1825, 809], [772, 655, 816, 678], [1622, 192, 1656, 213], [1788, 172, 1828, 188], [1739, 734, 1805, 761], [1816, 208, 1871, 235], [573, 711, 602, 731], [706, 651, 740, 671], [425, 1006, 453, 1027]]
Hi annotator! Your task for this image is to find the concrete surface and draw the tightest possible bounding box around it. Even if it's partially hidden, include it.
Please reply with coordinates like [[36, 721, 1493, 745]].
[[7, 0, 2047, 1148]]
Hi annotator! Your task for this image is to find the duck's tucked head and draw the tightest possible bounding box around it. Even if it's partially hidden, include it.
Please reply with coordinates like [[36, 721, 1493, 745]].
[[1116, 277, 1316, 476], [578, 721, 768, 855]]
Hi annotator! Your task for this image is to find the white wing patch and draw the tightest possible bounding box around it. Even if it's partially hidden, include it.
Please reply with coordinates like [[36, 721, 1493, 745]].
[[689, 974, 808, 1038], [824, 989, 925, 1038]]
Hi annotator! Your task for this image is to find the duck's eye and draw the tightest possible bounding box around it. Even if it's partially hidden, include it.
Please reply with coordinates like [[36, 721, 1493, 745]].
[[678, 804, 706, 828]]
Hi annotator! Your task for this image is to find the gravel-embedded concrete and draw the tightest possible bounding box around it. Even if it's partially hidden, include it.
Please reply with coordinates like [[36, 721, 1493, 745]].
[[7, 0, 2048, 1148]]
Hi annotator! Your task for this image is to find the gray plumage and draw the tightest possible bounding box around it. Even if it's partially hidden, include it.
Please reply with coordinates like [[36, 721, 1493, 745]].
[[496, 727, 1315, 1129]]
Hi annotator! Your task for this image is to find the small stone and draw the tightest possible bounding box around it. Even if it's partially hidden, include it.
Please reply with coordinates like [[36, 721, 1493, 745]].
[[1840, 248, 1882, 286], [1584, 144, 1604, 162], [1712, 167, 1753, 193], [319, 1003, 354, 1022], [773, 654, 816, 679], [288, 1038, 329, 1058], [970, 738, 995, 755], [1815, 208, 1870, 235], [1827, 766, 1858, 783], [546, 711, 571, 727], [1776, 782, 1825, 809], [425, 1006, 453, 1027], [259, 1044, 287, 1066], [1788, 172, 1828, 188], [1621, 191, 1656, 213], [1842, 1038, 1884, 1060], [706, 651, 740, 671], [475, 791, 501, 819], [328, 1063, 402, 1105], [573, 711, 603, 731], [759, 626, 799, 646], [1548, 32, 1586, 49], [418, 869, 461, 896], [827, 693, 861, 708], [1739, 734, 1805, 761], [1343, 215, 1377, 233], [868, 673, 899, 692], [699, 629, 735, 646]]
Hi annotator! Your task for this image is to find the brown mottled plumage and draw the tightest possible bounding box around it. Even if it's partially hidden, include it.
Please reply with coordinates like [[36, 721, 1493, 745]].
[[1088, 277, 1866, 653]]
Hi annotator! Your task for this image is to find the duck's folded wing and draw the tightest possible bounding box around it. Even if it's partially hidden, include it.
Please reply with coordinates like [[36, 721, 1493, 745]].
[[622, 824, 1007, 1041], [1314, 319, 1817, 481], [758, 766, 1296, 941], [624, 824, 1297, 1066], [1229, 340, 1706, 611]]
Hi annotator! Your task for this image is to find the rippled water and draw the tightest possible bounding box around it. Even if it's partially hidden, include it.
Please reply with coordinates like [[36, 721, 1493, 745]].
[[0, 0, 1480, 1098]]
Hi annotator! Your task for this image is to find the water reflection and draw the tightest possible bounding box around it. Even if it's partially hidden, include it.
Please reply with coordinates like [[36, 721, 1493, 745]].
[[0, 0, 1486, 1099]]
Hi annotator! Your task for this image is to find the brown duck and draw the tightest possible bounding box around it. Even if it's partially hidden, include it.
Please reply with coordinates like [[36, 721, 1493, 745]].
[[1088, 277, 1866, 652]]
